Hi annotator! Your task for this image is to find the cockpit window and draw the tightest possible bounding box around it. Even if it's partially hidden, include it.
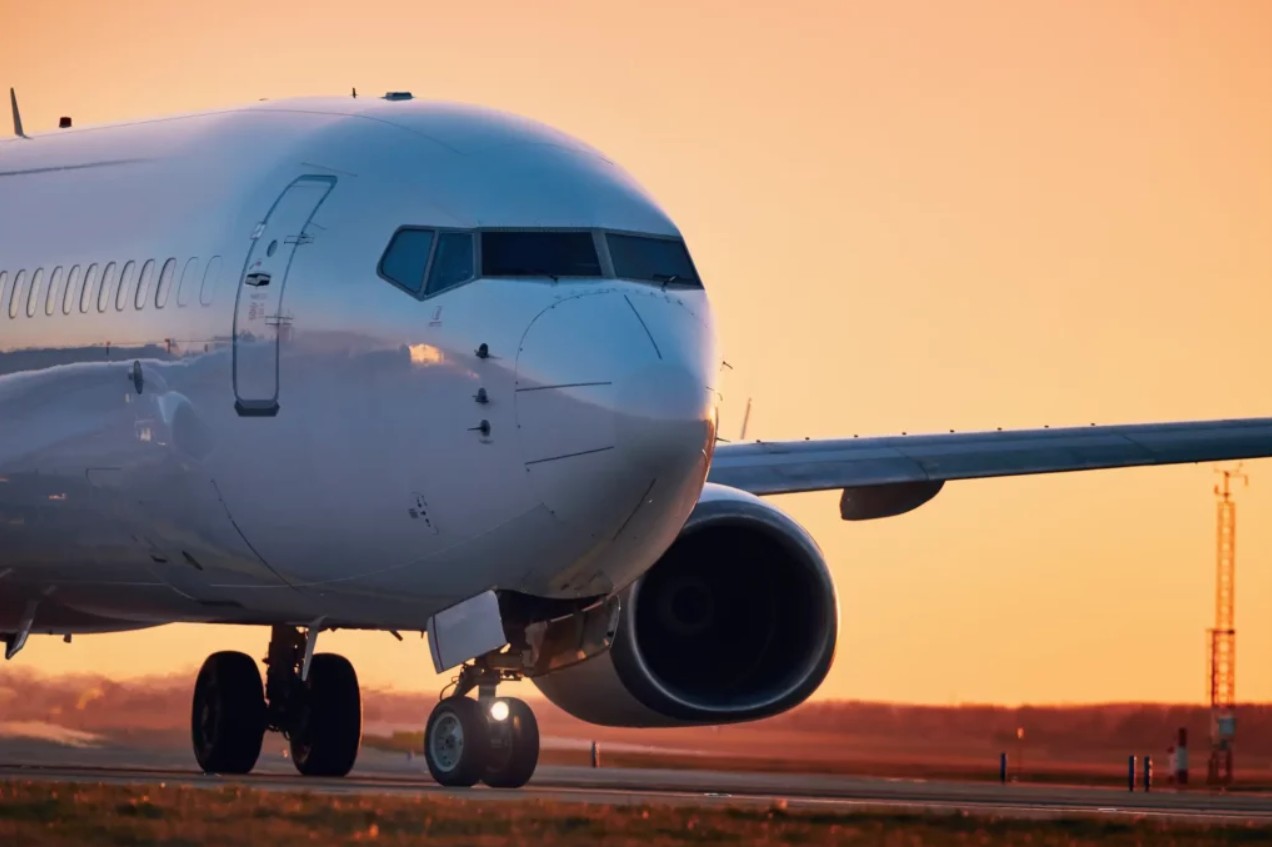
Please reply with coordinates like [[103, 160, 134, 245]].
[[379, 228, 435, 294], [426, 232, 475, 295], [380, 226, 701, 298], [607, 234, 701, 287], [481, 231, 601, 278]]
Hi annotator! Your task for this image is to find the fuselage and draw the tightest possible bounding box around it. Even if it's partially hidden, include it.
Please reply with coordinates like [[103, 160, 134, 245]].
[[0, 95, 717, 634]]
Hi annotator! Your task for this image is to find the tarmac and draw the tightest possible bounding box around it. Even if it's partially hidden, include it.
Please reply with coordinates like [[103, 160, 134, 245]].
[[2, 735, 1271, 825]]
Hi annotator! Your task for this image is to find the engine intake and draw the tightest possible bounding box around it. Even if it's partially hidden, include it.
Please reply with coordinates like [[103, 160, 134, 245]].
[[534, 484, 838, 726]]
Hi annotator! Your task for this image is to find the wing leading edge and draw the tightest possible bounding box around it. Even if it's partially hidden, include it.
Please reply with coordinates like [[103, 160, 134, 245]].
[[708, 418, 1272, 518]]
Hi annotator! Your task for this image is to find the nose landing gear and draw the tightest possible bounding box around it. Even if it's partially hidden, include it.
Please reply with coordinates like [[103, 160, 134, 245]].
[[423, 657, 540, 789]]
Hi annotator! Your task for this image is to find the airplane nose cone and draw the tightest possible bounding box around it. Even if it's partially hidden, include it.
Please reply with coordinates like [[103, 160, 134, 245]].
[[615, 359, 713, 472], [515, 291, 715, 591]]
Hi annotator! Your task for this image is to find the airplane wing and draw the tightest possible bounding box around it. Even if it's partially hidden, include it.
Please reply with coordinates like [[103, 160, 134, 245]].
[[707, 418, 1272, 520]]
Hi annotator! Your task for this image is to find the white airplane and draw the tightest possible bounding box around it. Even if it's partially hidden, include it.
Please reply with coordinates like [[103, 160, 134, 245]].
[[2, 88, 1270, 788]]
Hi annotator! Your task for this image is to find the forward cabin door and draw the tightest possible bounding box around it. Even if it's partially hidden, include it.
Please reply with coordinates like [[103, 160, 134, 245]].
[[233, 175, 335, 417]]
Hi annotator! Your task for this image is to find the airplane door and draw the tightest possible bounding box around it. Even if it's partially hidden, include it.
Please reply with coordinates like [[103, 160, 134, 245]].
[[233, 176, 335, 417]]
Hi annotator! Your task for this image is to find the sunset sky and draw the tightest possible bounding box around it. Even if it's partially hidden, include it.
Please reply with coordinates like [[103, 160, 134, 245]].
[[2, 0, 1271, 706]]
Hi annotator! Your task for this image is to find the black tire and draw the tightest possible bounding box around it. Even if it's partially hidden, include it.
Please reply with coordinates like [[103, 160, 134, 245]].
[[482, 698, 539, 789], [191, 651, 266, 774], [424, 697, 490, 787], [289, 653, 362, 777]]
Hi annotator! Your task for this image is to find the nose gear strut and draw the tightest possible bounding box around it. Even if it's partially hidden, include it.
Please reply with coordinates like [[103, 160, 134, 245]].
[[424, 649, 540, 788], [422, 592, 621, 788]]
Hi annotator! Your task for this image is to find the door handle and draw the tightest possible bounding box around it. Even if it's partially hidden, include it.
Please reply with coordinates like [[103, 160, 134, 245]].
[[245, 272, 271, 287]]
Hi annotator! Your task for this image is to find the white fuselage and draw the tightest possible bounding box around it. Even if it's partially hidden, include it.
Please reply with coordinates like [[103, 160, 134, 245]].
[[0, 97, 717, 635]]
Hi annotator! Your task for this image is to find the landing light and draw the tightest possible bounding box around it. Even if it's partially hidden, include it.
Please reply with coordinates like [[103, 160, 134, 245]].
[[489, 700, 510, 722]]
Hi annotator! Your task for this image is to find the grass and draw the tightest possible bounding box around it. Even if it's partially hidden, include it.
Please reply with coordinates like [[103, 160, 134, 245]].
[[1, 780, 1270, 846]]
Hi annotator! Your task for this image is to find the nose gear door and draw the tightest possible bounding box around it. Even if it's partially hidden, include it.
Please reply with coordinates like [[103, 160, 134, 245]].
[[233, 176, 335, 417]]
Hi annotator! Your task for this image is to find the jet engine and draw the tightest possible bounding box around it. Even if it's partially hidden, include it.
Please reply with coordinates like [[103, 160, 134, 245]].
[[533, 484, 838, 726]]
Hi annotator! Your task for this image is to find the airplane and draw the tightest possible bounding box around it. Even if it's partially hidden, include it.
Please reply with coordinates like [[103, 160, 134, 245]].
[[3, 87, 1272, 789]]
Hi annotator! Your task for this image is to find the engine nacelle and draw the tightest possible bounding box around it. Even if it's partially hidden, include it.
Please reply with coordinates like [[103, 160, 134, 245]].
[[534, 484, 838, 727]]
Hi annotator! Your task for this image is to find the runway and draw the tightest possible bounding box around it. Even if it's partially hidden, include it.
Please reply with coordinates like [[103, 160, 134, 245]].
[[3, 738, 1272, 824]]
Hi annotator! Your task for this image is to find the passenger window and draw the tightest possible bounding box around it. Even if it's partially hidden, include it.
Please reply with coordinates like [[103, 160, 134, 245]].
[[379, 228, 435, 294], [155, 258, 176, 308], [27, 268, 44, 318], [200, 256, 222, 306], [97, 262, 118, 313], [177, 258, 200, 307], [63, 265, 82, 315], [135, 259, 155, 310], [426, 232, 474, 295], [116, 261, 136, 311], [81, 264, 100, 313], [45, 266, 64, 316], [9, 270, 27, 319]]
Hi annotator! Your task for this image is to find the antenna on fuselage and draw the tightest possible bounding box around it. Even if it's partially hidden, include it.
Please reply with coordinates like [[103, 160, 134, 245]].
[[10, 88, 28, 139]]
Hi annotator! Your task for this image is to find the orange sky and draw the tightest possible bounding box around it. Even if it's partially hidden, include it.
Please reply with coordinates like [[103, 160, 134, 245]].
[[2, 0, 1271, 706]]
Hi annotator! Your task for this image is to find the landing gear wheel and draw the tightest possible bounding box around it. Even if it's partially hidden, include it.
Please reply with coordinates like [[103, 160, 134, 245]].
[[425, 697, 490, 787], [289, 653, 362, 777], [191, 651, 266, 774], [482, 698, 539, 789]]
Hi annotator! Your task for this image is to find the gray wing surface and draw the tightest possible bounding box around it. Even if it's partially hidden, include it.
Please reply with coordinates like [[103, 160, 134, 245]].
[[708, 419, 1272, 517]]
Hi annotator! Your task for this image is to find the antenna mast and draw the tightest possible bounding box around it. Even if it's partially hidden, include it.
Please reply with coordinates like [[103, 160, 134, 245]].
[[738, 397, 753, 442], [1207, 465, 1245, 787], [10, 88, 28, 139]]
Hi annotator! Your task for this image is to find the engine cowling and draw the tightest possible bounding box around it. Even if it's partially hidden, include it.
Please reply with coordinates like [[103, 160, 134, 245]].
[[534, 483, 838, 726]]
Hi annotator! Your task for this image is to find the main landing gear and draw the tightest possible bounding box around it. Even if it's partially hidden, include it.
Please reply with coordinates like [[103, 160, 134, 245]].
[[190, 626, 362, 777], [424, 657, 540, 788]]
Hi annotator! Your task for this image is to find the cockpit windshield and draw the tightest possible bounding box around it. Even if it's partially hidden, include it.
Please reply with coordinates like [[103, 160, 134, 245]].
[[606, 234, 701, 287], [377, 227, 704, 300], [481, 231, 601, 278]]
